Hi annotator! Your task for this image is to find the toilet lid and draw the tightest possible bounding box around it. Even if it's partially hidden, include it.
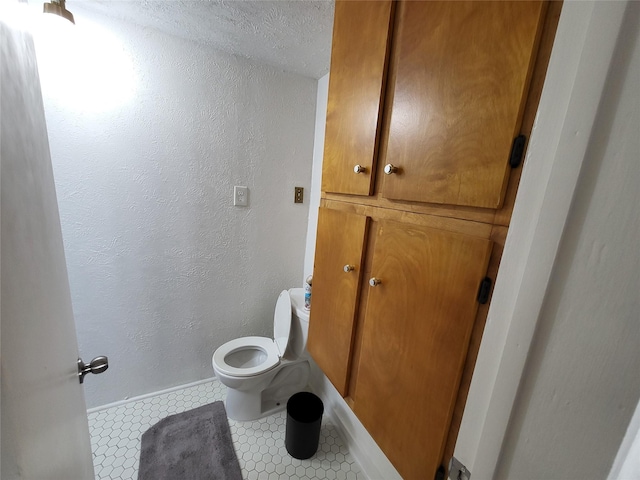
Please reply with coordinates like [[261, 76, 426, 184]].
[[273, 290, 292, 356]]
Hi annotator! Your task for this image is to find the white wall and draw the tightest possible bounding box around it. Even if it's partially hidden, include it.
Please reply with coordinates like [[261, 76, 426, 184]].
[[610, 400, 640, 480], [39, 9, 318, 408], [495, 2, 640, 478], [303, 73, 329, 281]]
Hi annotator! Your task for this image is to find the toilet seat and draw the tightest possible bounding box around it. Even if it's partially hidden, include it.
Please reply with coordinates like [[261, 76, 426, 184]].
[[213, 336, 280, 377], [213, 290, 293, 378]]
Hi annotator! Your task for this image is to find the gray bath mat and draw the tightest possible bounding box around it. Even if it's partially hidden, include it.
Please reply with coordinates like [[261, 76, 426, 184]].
[[138, 401, 242, 480]]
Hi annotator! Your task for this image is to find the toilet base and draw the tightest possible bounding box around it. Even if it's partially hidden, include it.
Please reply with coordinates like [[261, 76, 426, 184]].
[[224, 360, 310, 421], [225, 388, 287, 421]]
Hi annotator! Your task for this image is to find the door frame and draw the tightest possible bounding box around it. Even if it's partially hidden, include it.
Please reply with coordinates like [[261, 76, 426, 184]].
[[455, 1, 631, 478]]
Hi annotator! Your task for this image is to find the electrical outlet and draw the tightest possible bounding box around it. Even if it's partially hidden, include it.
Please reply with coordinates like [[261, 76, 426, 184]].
[[294, 187, 304, 204], [234, 186, 248, 207]]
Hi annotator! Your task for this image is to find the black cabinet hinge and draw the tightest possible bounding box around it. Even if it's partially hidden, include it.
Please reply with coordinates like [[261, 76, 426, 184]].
[[477, 277, 493, 304], [435, 465, 446, 480], [509, 134, 527, 168]]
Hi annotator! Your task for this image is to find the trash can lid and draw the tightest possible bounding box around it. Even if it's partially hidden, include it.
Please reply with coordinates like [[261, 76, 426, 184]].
[[287, 392, 324, 422]]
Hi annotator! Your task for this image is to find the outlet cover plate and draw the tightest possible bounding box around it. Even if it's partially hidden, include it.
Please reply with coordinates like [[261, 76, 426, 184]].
[[234, 186, 248, 206]]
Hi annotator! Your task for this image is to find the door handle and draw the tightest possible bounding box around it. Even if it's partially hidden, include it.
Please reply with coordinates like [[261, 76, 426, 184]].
[[78, 356, 109, 384]]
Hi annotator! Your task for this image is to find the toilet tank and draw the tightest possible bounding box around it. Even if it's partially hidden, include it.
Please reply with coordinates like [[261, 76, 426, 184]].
[[287, 288, 310, 359]]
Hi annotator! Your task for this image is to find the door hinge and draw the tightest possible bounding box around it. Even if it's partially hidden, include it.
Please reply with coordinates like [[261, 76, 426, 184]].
[[449, 456, 471, 480], [509, 134, 527, 168], [477, 277, 492, 305]]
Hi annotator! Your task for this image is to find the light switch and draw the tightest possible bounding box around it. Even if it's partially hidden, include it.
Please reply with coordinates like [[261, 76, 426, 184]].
[[234, 186, 248, 206]]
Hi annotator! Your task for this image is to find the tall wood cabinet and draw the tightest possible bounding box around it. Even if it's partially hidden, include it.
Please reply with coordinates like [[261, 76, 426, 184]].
[[308, 1, 560, 478]]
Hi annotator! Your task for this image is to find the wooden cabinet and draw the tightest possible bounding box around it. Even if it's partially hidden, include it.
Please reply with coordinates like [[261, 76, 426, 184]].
[[353, 221, 492, 478], [381, 1, 546, 208], [307, 208, 368, 395], [321, 0, 394, 196], [309, 210, 494, 479], [309, 1, 559, 479], [323, 0, 546, 208]]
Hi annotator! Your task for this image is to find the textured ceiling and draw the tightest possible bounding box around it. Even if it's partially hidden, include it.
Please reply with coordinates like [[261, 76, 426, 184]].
[[71, 0, 335, 78]]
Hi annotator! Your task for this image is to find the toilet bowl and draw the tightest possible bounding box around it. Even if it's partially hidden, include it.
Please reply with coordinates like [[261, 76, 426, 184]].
[[212, 288, 311, 421]]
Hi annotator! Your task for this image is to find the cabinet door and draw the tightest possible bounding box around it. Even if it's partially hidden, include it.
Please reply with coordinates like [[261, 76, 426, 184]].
[[307, 208, 369, 395], [381, 1, 545, 208], [353, 221, 492, 479], [321, 0, 393, 196]]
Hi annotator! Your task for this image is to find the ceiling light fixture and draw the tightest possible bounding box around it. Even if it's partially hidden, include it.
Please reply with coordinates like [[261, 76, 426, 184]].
[[43, 0, 74, 24]]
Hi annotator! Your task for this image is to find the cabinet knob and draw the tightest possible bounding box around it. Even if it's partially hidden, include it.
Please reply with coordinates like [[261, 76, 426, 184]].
[[369, 277, 381, 287], [353, 164, 366, 174], [343, 265, 355, 273], [384, 164, 398, 175]]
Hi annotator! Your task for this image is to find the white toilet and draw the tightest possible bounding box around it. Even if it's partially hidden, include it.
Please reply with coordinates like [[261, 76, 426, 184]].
[[212, 288, 311, 421]]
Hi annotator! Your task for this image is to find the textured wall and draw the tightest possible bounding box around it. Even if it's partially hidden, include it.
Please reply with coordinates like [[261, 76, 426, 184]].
[[495, 4, 640, 478], [74, 0, 334, 79], [40, 10, 317, 408], [303, 73, 329, 282]]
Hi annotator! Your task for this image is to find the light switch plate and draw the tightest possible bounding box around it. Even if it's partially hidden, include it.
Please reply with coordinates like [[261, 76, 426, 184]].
[[234, 186, 248, 206], [294, 187, 304, 203]]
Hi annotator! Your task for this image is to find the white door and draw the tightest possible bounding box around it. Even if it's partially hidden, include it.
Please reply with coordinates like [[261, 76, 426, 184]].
[[1, 17, 95, 480]]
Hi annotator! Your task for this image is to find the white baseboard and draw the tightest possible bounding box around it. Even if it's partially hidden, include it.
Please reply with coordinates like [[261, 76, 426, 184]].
[[87, 377, 217, 414]]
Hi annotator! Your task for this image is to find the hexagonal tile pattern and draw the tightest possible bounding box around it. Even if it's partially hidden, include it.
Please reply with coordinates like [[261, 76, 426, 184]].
[[88, 378, 366, 479]]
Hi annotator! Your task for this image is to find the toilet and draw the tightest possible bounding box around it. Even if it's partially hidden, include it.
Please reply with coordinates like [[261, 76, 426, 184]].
[[212, 288, 311, 421]]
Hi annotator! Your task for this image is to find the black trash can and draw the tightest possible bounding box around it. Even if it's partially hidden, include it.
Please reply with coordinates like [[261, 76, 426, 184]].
[[285, 392, 324, 459]]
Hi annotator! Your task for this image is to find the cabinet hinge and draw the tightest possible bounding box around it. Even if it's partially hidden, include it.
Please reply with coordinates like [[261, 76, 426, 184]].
[[449, 456, 471, 480], [477, 277, 492, 304], [509, 134, 527, 168], [435, 465, 446, 480]]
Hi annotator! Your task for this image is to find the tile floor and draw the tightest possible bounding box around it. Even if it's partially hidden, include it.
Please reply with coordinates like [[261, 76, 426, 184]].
[[87, 378, 366, 480]]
